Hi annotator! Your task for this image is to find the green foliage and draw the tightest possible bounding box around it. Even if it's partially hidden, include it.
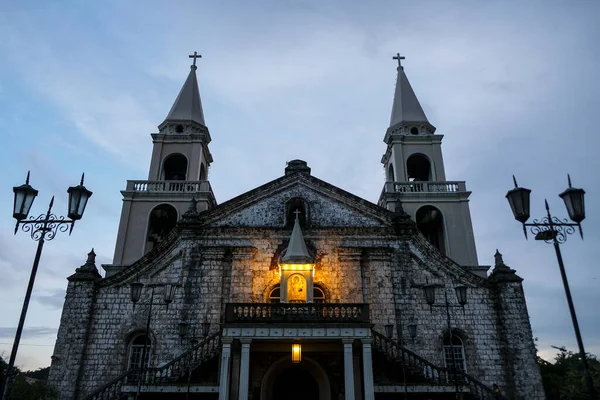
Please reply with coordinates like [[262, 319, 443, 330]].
[[0, 356, 58, 400], [539, 348, 600, 400]]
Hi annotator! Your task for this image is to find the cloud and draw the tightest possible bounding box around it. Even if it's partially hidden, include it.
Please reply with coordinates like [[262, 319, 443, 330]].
[[0, 327, 57, 340], [33, 290, 66, 310]]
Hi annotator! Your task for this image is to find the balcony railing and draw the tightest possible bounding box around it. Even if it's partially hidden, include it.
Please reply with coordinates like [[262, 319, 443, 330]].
[[225, 303, 370, 324], [126, 180, 213, 194], [383, 181, 466, 194]]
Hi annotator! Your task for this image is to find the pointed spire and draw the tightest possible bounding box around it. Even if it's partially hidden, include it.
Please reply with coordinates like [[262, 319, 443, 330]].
[[281, 212, 313, 264], [389, 55, 434, 131], [160, 54, 206, 130]]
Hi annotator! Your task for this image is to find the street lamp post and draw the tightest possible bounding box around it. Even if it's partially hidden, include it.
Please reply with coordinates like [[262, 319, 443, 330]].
[[130, 282, 177, 399], [506, 175, 596, 400], [422, 284, 468, 398], [1, 172, 92, 400]]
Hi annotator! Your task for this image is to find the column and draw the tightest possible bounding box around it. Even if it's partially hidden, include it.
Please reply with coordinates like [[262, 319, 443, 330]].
[[238, 339, 251, 400], [361, 339, 375, 400], [343, 339, 355, 400], [219, 339, 233, 400]]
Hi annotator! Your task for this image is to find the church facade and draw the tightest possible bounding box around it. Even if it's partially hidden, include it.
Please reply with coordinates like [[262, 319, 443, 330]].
[[48, 55, 545, 400]]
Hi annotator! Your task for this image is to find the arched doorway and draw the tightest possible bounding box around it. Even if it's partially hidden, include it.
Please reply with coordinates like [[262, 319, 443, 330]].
[[272, 365, 319, 400], [261, 356, 330, 400]]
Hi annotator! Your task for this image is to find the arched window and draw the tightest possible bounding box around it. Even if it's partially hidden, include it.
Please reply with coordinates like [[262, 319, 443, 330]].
[[443, 334, 467, 376], [269, 286, 281, 304], [163, 154, 188, 181], [416, 206, 446, 255], [128, 334, 151, 371], [387, 164, 395, 182], [407, 154, 431, 182], [313, 286, 326, 304], [146, 204, 178, 252]]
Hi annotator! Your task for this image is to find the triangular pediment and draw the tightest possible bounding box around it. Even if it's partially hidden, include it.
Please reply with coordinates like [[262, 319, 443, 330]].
[[199, 173, 393, 228]]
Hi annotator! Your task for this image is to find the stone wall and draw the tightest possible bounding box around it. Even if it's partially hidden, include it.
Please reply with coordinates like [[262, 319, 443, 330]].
[[49, 200, 544, 399]]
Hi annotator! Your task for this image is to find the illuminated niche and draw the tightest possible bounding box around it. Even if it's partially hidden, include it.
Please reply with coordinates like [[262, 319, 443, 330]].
[[279, 211, 315, 303]]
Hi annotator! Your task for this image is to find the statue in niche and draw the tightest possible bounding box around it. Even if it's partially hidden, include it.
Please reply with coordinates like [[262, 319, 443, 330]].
[[288, 274, 306, 303]]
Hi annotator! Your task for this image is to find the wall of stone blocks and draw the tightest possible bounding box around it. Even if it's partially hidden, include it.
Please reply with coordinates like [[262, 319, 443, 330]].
[[51, 214, 543, 399]]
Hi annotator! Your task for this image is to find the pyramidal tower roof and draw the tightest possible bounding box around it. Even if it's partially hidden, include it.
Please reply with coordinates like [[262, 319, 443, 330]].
[[389, 54, 431, 128], [160, 53, 206, 128], [281, 213, 313, 264]]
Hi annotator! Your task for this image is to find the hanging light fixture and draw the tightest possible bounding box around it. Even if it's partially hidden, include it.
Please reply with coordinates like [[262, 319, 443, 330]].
[[130, 282, 144, 304], [292, 343, 302, 363]]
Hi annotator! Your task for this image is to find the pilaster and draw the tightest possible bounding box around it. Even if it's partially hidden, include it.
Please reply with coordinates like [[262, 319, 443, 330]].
[[218, 339, 233, 400], [361, 339, 375, 400], [230, 247, 257, 302], [238, 339, 251, 400], [343, 339, 355, 400], [337, 248, 363, 303], [48, 251, 100, 400]]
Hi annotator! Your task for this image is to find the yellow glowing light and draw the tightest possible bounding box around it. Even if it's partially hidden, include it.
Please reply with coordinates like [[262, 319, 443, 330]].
[[292, 343, 302, 363], [279, 264, 315, 271]]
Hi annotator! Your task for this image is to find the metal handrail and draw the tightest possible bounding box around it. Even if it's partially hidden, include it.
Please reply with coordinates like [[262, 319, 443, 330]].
[[372, 330, 506, 399], [81, 331, 221, 400]]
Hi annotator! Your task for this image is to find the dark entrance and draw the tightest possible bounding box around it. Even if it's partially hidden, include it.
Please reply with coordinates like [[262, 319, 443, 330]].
[[272, 365, 319, 400]]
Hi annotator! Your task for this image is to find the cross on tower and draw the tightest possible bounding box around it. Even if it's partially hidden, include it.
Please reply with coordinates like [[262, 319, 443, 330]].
[[393, 53, 405, 67], [293, 210, 302, 220], [189, 51, 202, 66]]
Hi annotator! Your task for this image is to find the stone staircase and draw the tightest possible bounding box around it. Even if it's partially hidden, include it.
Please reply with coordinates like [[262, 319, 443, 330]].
[[372, 330, 504, 399], [81, 330, 222, 400]]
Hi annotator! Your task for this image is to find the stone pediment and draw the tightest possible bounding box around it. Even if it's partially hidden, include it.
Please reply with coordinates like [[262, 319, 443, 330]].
[[198, 173, 392, 229]]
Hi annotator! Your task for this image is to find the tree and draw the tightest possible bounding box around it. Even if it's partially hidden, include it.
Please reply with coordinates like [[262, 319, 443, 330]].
[[539, 348, 600, 400], [0, 356, 57, 400]]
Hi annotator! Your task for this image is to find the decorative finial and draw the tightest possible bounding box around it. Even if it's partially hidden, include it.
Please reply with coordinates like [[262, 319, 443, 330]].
[[80, 173, 85, 185], [545, 199, 550, 212], [293, 209, 301, 220], [86, 248, 96, 264], [494, 249, 505, 268], [512, 175, 518, 188], [25, 171, 31, 185], [188, 197, 198, 213], [567, 174, 572, 188], [393, 53, 406, 68], [189, 51, 202, 69]]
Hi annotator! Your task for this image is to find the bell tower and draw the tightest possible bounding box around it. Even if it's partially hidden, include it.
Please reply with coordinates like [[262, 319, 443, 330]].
[[111, 53, 216, 268], [379, 54, 479, 267]]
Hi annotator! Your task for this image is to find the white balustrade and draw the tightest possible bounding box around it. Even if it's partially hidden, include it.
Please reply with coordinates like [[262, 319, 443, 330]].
[[127, 180, 212, 193], [391, 181, 465, 193]]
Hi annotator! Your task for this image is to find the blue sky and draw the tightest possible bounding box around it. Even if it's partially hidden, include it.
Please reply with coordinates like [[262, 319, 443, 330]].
[[0, 0, 599, 370]]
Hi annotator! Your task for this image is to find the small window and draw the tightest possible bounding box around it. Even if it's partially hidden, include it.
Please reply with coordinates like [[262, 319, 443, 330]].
[[163, 154, 188, 181], [410, 127, 419, 135], [146, 204, 178, 252], [285, 198, 308, 229], [269, 287, 281, 303], [175, 124, 184, 133], [407, 154, 431, 182], [128, 335, 151, 371], [313, 287, 325, 304], [443, 334, 467, 377]]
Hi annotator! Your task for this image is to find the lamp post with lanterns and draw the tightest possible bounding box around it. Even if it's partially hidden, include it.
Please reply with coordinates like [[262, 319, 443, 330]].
[[1, 172, 92, 400], [422, 284, 468, 398], [130, 282, 177, 399], [506, 175, 595, 400]]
